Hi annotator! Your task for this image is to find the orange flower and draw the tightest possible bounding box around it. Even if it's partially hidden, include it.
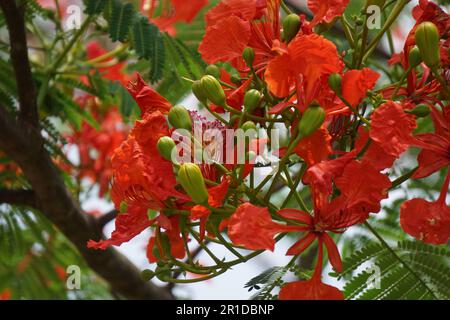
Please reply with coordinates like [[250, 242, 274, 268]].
[[0, 289, 11, 300], [308, 0, 350, 27], [265, 34, 343, 98]]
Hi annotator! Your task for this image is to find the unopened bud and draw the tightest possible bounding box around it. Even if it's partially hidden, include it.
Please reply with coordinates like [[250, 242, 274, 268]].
[[298, 102, 326, 138], [168, 105, 192, 130], [241, 120, 257, 132], [178, 163, 209, 204], [283, 14, 301, 43], [244, 89, 263, 111], [205, 65, 221, 79], [405, 104, 430, 118], [157, 136, 176, 161], [200, 75, 226, 106], [243, 47, 255, 67], [415, 22, 441, 68], [328, 73, 342, 95], [230, 74, 242, 85], [408, 46, 422, 68], [192, 80, 208, 104]]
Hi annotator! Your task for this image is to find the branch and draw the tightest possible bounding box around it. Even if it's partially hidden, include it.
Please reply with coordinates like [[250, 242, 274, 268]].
[[0, 0, 39, 126], [0, 189, 37, 208], [0, 106, 172, 299], [96, 209, 118, 229]]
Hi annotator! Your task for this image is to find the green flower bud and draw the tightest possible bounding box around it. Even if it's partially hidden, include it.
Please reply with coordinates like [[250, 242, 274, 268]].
[[157, 136, 176, 162], [328, 73, 342, 95], [178, 163, 209, 204], [155, 266, 171, 281], [298, 102, 326, 138], [141, 269, 155, 281], [405, 104, 430, 118], [415, 22, 441, 68], [243, 47, 255, 67], [241, 120, 257, 132], [408, 46, 422, 68], [244, 89, 263, 111], [200, 75, 226, 106], [168, 105, 192, 130], [205, 65, 221, 79], [283, 14, 301, 43], [192, 80, 208, 104]]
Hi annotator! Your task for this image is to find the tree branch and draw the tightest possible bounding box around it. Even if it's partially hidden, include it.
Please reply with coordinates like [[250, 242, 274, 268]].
[[0, 189, 37, 208], [0, 0, 39, 126], [96, 209, 118, 229]]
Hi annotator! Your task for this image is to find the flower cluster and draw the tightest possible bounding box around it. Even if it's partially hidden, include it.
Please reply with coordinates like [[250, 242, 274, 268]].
[[87, 0, 449, 299]]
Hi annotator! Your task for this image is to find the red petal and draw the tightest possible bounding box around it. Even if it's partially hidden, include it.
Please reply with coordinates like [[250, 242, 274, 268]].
[[286, 232, 317, 256], [295, 127, 332, 167], [205, 0, 262, 27], [370, 101, 417, 158], [126, 74, 171, 115], [199, 15, 251, 64], [341, 68, 380, 107], [321, 233, 342, 273], [308, 0, 350, 27], [88, 205, 153, 249], [277, 208, 314, 225], [279, 279, 344, 300], [400, 198, 450, 245], [228, 203, 292, 251]]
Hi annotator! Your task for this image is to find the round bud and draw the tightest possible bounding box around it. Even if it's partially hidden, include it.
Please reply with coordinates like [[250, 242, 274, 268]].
[[200, 75, 226, 106], [328, 73, 342, 95], [178, 163, 209, 204], [298, 102, 326, 138], [415, 22, 441, 68], [243, 47, 255, 67], [241, 120, 257, 132], [406, 104, 430, 118], [141, 269, 155, 281], [157, 136, 176, 162], [205, 65, 221, 79], [168, 105, 192, 131], [244, 89, 263, 112], [192, 80, 208, 104], [283, 14, 301, 43], [408, 46, 422, 68]]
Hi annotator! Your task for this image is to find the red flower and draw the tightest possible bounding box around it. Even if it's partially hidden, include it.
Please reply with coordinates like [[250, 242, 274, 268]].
[[126, 74, 172, 115], [147, 216, 186, 263], [413, 106, 450, 179], [279, 236, 344, 300], [265, 34, 343, 98], [400, 170, 450, 245], [141, 0, 207, 35], [341, 68, 380, 107], [205, 0, 266, 27], [227, 203, 300, 251], [308, 0, 350, 27], [369, 101, 417, 158], [294, 127, 332, 167], [199, 15, 252, 65]]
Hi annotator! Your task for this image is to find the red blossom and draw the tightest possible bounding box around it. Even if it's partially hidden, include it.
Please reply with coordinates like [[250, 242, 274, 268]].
[[369, 101, 417, 158], [126, 74, 172, 115], [308, 0, 350, 27]]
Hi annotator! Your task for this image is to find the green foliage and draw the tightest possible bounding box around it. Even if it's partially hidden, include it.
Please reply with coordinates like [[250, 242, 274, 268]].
[[338, 240, 450, 300], [0, 207, 112, 299], [84, 0, 108, 15], [108, 0, 135, 42]]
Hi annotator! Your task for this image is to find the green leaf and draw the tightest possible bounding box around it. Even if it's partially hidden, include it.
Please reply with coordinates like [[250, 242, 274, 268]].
[[108, 0, 135, 42], [84, 0, 108, 15]]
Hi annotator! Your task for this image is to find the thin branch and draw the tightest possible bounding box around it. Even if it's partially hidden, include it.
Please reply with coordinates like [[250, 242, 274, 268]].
[[0, 189, 37, 208], [0, 0, 39, 126], [96, 209, 118, 229]]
